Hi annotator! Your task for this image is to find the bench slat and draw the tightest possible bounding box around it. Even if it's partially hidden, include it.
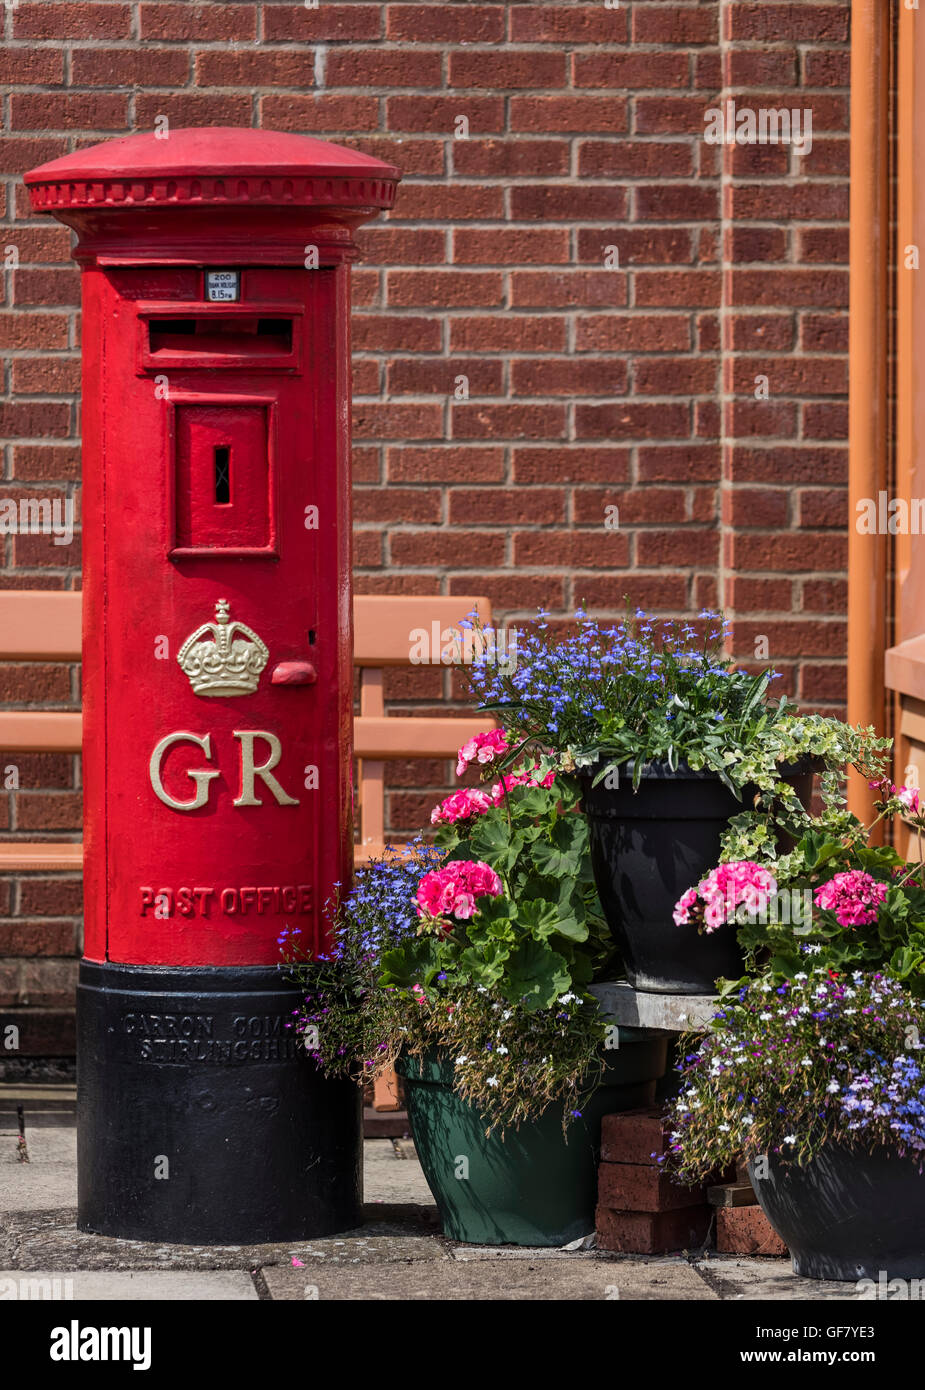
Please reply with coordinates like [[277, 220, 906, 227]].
[[0, 591, 490, 665], [0, 840, 413, 871], [0, 590, 81, 660], [0, 711, 82, 752], [352, 593, 488, 666], [354, 715, 489, 759], [0, 711, 491, 758], [0, 842, 83, 870]]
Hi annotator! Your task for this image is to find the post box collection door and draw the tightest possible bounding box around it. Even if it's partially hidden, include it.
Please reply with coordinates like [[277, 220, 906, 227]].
[[86, 261, 349, 968], [26, 128, 399, 1243]]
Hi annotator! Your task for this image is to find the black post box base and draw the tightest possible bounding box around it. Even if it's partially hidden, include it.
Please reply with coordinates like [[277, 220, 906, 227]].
[[77, 960, 362, 1245]]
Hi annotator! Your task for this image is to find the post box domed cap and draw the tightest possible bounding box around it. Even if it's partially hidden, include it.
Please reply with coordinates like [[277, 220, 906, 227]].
[[25, 126, 399, 212]]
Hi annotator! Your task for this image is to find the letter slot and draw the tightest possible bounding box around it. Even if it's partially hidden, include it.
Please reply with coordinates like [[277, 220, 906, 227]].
[[148, 315, 294, 360], [171, 398, 276, 557]]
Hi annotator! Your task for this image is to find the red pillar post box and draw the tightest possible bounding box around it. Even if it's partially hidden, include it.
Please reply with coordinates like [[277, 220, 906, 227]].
[[25, 128, 399, 1243]]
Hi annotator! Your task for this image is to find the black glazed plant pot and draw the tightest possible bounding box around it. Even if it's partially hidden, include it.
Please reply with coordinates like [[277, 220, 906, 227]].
[[578, 760, 815, 995], [748, 1144, 925, 1281]]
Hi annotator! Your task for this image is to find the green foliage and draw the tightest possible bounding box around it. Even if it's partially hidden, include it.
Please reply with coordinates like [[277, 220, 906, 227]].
[[286, 770, 616, 1132], [667, 777, 925, 1174], [381, 766, 615, 1013], [722, 825, 925, 995], [467, 608, 892, 801], [663, 971, 925, 1183]]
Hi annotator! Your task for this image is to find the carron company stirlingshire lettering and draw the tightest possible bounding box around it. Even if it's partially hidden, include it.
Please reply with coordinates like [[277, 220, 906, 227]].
[[136, 1035, 299, 1063], [124, 1012, 297, 1063], [122, 1011, 214, 1038]]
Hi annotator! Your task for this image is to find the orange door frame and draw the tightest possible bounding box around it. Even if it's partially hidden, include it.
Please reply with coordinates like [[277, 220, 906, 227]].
[[848, 0, 892, 828]]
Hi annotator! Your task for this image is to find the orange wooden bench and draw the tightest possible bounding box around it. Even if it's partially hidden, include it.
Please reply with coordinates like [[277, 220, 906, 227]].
[[0, 589, 492, 868], [0, 589, 493, 1109]]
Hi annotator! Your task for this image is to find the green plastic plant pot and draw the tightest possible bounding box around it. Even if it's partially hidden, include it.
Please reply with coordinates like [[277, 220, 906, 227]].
[[395, 1027, 668, 1247]]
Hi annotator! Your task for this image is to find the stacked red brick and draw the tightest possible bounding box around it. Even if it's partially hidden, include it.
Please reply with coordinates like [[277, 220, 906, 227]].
[[597, 1107, 713, 1253], [0, 3, 851, 1047], [597, 1107, 787, 1255]]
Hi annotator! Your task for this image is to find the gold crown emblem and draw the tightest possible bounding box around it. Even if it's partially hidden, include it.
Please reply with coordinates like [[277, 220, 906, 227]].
[[177, 599, 269, 698]]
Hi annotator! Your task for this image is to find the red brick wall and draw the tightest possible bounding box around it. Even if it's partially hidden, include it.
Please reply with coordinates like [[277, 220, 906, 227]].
[[0, 1, 851, 1053]]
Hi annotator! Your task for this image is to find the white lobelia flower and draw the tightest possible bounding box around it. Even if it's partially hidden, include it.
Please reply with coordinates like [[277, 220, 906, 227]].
[[759, 1012, 772, 1021], [486, 1076, 499, 1088], [827, 1080, 840, 1093], [783, 1134, 797, 1145], [496, 1044, 509, 1056], [794, 972, 807, 981], [801, 1057, 813, 1066], [718, 1123, 731, 1132], [456, 1055, 469, 1064]]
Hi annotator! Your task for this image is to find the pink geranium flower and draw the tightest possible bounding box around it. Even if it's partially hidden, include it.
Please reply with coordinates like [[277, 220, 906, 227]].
[[416, 859, 503, 924], [673, 860, 778, 933], [814, 871, 888, 929], [430, 788, 494, 825], [456, 729, 509, 778], [490, 765, 556, 802]]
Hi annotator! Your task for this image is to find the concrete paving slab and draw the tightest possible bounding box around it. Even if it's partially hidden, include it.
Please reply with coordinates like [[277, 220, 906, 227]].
[[0, 1123, 869, 1300], [697, 1257, 864, 1301], [0, 1126, 77, 1210], [0, 1211, 440, 1273], [591, 980, 717, 1031], [450, 1243, 597, 1260], [269, 1234, 447, 1264], [262, 1256, 718, 1300], [364, 1138, 436, 1206], [0, 1269, 257, 1300]]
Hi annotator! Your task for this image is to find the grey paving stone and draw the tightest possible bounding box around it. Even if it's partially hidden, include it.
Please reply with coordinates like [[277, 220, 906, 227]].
[[0, 1269, 257, 1300], [0, 1212, 443, 1273], [276, 1235, 446, 1264], [447, 1251, 592, 1262], [262, 1256, 718, 1300], [697, 1257, 865, 1301], [364, 1137, 436, 1207], [0, 1127, 77, 1211], [591, 980, 717, 1031], [450, 1242, 597, 1260]]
